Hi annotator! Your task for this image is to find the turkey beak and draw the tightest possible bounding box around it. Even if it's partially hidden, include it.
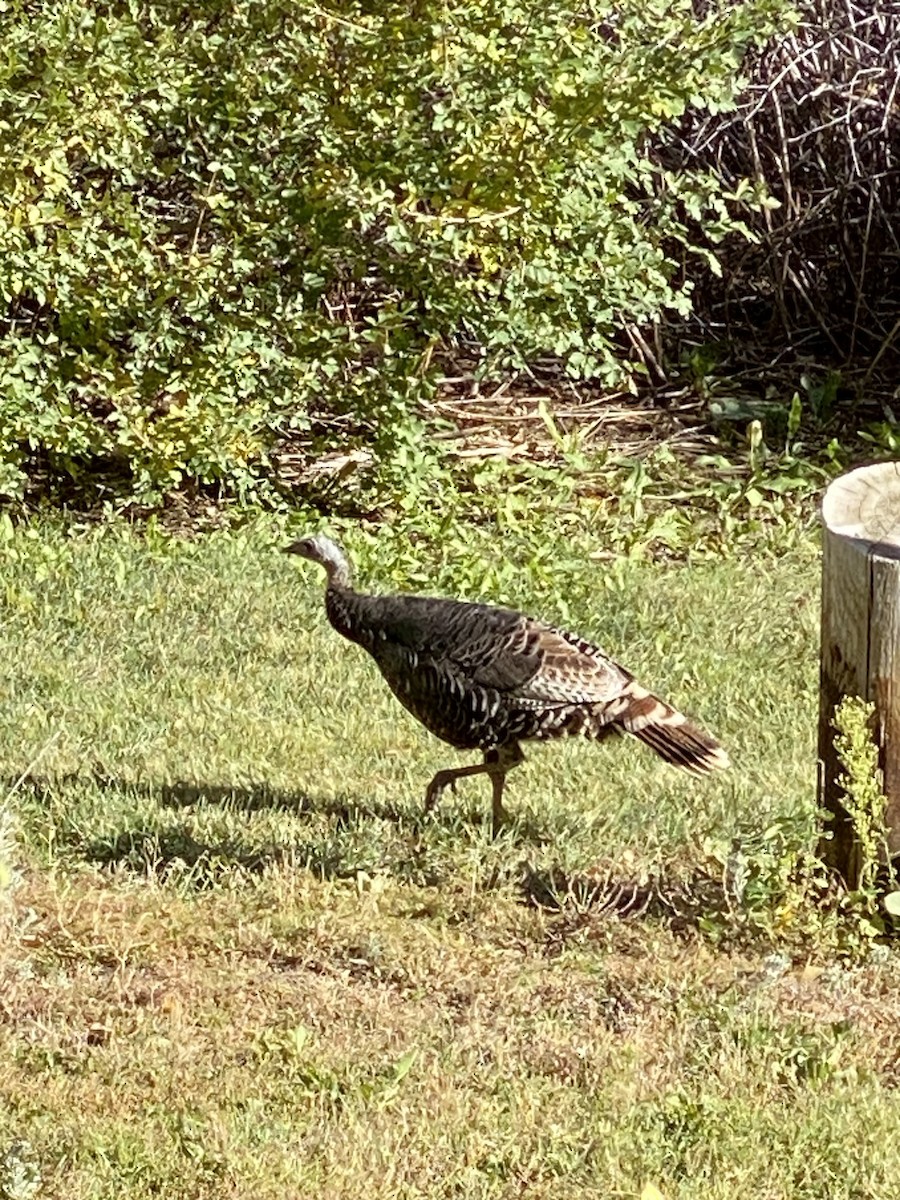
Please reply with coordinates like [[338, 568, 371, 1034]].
[[282, 541, 305, 556]]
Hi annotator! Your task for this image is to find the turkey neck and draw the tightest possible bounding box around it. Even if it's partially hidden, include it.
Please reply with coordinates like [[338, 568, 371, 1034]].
[[324, 583, 375, 650]]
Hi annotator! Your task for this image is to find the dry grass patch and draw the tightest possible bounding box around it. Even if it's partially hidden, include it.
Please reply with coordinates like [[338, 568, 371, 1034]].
[[4, 865, 900, 1198]]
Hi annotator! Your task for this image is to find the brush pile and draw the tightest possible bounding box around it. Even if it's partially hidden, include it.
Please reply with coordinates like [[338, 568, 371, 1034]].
[[660, 0, 900, 394]]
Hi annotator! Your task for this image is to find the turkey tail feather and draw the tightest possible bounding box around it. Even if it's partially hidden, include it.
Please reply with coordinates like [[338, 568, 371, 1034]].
[[613, 683, 729, 775]]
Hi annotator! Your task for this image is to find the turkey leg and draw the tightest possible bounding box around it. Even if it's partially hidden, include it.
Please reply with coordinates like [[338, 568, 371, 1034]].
[[424, 743, 524, 835]]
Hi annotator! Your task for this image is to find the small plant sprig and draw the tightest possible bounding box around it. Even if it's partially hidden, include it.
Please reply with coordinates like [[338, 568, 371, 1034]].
[[832, 696, 900, 926], [704, 697, 898, 958]]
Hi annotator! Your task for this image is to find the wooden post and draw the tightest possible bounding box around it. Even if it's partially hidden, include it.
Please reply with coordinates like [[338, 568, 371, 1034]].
[[818, 462, 900, 882]]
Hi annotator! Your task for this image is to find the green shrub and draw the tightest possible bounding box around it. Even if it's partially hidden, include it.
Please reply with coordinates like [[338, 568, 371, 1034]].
[[0, 0, 791, 502]]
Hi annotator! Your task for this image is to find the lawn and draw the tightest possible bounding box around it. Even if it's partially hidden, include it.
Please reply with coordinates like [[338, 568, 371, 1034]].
[[2, 519, 900, 1199]]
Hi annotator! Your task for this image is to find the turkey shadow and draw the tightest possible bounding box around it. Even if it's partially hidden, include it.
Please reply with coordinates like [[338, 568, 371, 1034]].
[[9, 771, 433, 883], [155, 778, 412, 825], [12, 771, 413, 823], [13, 770, 564, 840], [11, 772, 626, 889]]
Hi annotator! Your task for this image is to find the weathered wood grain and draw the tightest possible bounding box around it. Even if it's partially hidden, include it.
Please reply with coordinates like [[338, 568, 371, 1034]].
[[818, 463, 900, 880]]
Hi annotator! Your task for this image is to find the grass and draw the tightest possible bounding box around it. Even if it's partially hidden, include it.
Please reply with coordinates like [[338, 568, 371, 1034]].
[[2, 517, 900, 1199]]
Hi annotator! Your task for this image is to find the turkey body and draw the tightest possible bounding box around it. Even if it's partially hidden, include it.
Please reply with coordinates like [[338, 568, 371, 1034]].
[[330, 588, 636, 753], [287, 534, 729, 833]]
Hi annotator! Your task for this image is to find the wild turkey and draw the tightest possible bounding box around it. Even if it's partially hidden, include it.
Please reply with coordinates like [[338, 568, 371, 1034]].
[[285, 534, 729, 834]]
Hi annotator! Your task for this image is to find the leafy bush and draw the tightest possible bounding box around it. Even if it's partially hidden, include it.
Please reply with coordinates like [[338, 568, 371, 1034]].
[[0, 0, 790, 502]]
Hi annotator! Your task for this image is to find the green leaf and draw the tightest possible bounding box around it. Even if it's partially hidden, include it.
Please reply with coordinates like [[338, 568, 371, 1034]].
[[391, 1050, 417, 1085]]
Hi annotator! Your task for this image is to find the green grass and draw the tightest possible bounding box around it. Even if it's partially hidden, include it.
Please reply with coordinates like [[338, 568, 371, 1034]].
[[2, 518, 900, 1199]]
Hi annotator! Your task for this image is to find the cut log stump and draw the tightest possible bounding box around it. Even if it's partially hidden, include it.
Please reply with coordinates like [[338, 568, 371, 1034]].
[[818, 462, 900, 882]]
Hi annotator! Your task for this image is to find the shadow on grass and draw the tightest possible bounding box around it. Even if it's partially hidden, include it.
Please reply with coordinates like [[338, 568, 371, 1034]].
[[11, 770, 571, 843], [12, 771, 412, 822], [157, 777, 414, 824], [10, 771, 436, 885], [10, 772, 726, 929]]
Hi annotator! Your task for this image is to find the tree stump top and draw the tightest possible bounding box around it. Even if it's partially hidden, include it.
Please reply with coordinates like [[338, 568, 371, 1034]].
[[822, 462, 900, 555]]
